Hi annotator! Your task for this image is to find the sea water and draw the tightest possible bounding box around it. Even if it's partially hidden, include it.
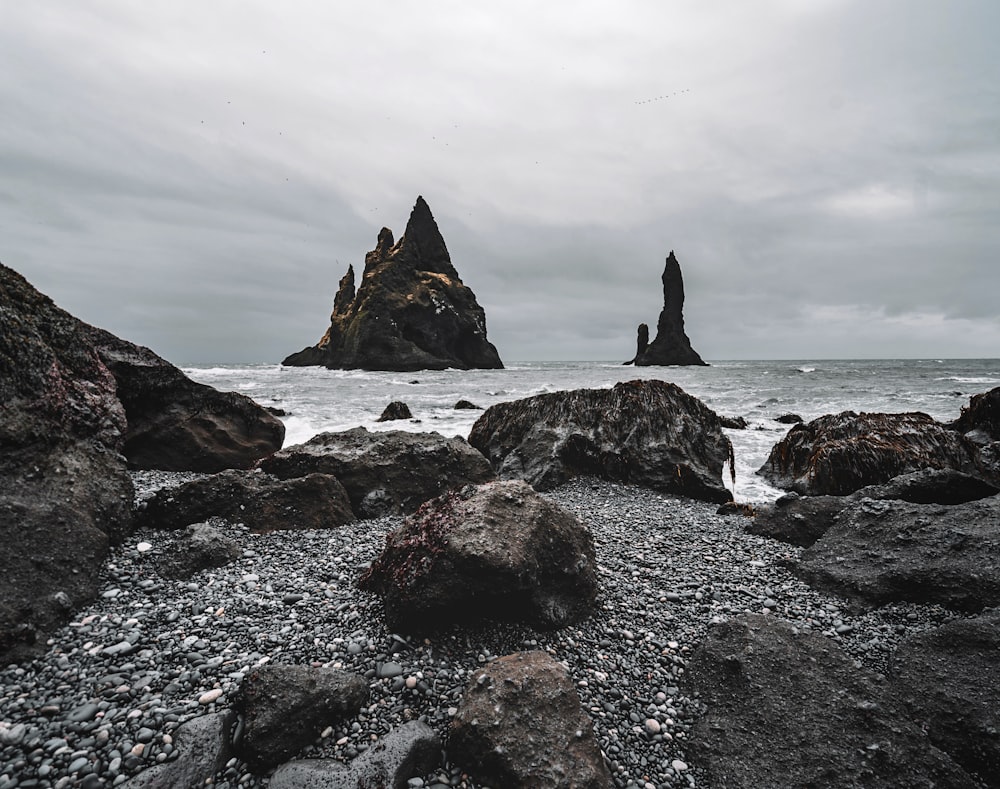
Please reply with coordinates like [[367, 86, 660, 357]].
[[183, 359, 999, 503]]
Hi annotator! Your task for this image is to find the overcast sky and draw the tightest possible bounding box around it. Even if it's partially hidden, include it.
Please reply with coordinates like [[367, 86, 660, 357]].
[[3, 1, 998, 363]]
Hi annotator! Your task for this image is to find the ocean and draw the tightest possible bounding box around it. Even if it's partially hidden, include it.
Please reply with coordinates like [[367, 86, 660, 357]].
[[183, 359, 999, 504]]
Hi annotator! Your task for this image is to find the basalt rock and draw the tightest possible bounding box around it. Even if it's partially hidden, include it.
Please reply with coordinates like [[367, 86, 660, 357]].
[[624, 322, 649, 365], [137, 470, 356, 532], [632, 251, 706, 366], [283, 196, 503, 372], [85, 325, 285, 472], [154, 520, 242, 580], [951, 386, 1000, 441], [469, 379, 734, 503], [683, 614, 975, 789], [377, 401, 413, 422], [358, 480, 599, 632], [260, 427, 496, 518], [450, 651, 613, 789], [757, 410, 986, 496]]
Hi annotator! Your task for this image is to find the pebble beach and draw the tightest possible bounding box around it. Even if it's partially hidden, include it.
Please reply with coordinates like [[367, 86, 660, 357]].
[[0, 473, 962, 789]]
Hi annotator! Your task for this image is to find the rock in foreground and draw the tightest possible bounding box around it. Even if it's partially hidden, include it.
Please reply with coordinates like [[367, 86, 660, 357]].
[[450, 651, 613, 789], [283, 196, 503, 371], [469, 379, 734, 503], [683, 614, 975, 788], [359, 480, 599, 632]]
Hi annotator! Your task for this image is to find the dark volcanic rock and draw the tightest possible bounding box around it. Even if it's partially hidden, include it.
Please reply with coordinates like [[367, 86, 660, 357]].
[[138, 470, 356, 532], [450, 651, 613, 789], [683, 614, 975, 789], [718, 414, 748, 429], [359, 480, 599, 632], [889, 610, 1000, 786], [796, 495, 1000, 611], [268, 721, 441, 789], [232, 664, 368, 772], [952, 386, 1000, 441], [775, 412, 803, 424], [633, 251, 706, 366], [260, 427, 496, 518], [121, 712, 232, 788], [86, 325, 284, 472], [154, 521, 242, 580], [758, 410, 985, 495], [283, 196, 503, 372], [469, 379, 734, 503], [377, 401, 413, 422], [0, 263, 133, 660], [624, 322, 649, 365], [453, 399, 482, 410]]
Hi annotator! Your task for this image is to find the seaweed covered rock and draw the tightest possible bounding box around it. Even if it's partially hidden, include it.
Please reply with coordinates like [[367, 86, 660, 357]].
[[469, 379, 734, 503], [757, 410, 984, 496], [283, 196, 503, 372], [450, 651, 612, 788], [683, 614, 975, 788], [260, 427, 495, 518], [359, 480, 599, 632], [951, 386, 1000, 441]]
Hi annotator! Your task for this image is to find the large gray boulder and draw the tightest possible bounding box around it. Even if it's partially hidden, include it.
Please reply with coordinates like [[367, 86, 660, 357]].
[[469, 379, 734, 503], [358, 480, 599, 632], [137, 470, 355, 532], [683, 614, 976, 788], [153, 521, 242, 580], [795, 495, 1000, 611], [758, 410, 985, 495], [450, 651, 612, 789], [889, 610, 1000, 787], [120, 712, 232, 788], [260, 427, 496, 517]]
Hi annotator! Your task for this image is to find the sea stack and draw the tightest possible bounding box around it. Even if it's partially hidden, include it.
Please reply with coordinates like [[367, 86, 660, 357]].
[[283, 197, 503, 372], [631, 250, 707, 366]]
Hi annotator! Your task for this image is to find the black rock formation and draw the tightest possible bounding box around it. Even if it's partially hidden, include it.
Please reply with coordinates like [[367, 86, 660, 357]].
[[283, 196, 503, 372], [631, 251, 706, 366]]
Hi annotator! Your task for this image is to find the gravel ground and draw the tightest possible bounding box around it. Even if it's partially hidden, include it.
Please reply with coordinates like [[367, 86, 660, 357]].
[[0, 473, 962, 789]]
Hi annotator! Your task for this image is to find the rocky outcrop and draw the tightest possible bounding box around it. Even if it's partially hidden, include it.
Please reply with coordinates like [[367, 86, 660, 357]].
[[758, 410, 986, 495], [951, 386, 1000, 441], [137, 470, 356, 532], [260, 427, 495, 518], [231, 665, 368, 772], [359, 481, 599, 632], [624, 322, 649, 365], [631, 251, 706, 366], [86, 325, 284, 472], [683, 614, 975, 788], [0, 263, 133, 660], [469, 379, 734, 503], [889, 610, 1000, 787], [283, 196, 503, 372], [450, 651, 613, 788], [795, 495, 1000, 611], [377, 401, 413, 422]]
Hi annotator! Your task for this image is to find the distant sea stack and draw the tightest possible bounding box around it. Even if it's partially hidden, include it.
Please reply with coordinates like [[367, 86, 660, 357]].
[[283, 197, 504, 372], [629, 250, 707, 366]]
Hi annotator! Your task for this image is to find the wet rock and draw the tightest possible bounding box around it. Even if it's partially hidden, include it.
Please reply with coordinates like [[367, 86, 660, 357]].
[[469, 379, 734, 503], [453, 399, 482, 410], [359, 480, 599, 632], [261, 427, 495, 518], [775, 413, 803, 424], [377, 401, 413, 422], [683, 614, 975, 788], [137, 470, 356, 532], [951, 386, 1000, 440], [632, 251, 706, 366], [450, 651, 612, 788], [155, 522, 242, 580], [719, 415, 748, 429]]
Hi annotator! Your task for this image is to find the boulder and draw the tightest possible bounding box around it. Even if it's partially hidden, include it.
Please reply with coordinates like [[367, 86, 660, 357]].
[[154, 521, 242, 580], [453, 399, 482, 410], [358, 480, 599, 632], [745, 494, 847, 547], [718, 414, 748, 429], [137, 470, 355, 532], [683, 614, 975, 789], [889, 610, 1000, 787], [377, 401, 413, 422], [758, 410, 985, 495], [951, 386, 1000, 441], [0, 262, 133, 660], [260, 427, 495, 518], [775, 413, 803, 424], [231, 665, 368, 772], [268, 721, 441, 789], [283, 196, 504, 371], [450, 651, 612, 789], [85, 324, 285, 472], [795, 495, 1000, 611], [632, 251, 707, 366], [120, 712, 232, 788], [468, 379, 734, 503]]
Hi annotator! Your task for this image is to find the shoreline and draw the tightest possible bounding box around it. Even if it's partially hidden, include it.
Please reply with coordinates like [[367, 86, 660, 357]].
[[0, 475, 964, 789]]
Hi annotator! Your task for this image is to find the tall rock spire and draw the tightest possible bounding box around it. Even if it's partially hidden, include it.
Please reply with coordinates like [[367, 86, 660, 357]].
[[632, 250, 707, 366]]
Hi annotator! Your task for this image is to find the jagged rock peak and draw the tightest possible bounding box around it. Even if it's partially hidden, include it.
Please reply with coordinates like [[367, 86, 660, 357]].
[[631, 250, 707, 367], [283, 197, 503, 372]]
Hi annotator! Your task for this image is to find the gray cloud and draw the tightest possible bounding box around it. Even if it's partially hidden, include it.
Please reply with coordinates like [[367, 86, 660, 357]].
[[2, 1, 998, 364]]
